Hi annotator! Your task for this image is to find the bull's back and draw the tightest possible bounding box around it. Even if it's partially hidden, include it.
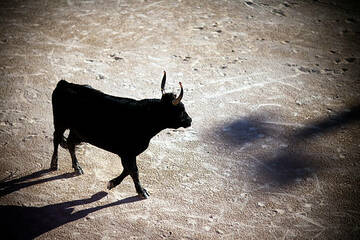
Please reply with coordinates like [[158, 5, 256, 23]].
[[52, 80, 142, 146]]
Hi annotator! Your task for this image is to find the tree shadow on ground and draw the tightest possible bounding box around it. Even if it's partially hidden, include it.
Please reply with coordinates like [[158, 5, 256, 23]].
[[0, 191, 144, 239], [218, 105, 360, 187], [294, 105, 360, 139], [207, 105, 360, 238], [254, 150, 317, 187], [0, 169, 77, 197], [219, 114, 281, 147]]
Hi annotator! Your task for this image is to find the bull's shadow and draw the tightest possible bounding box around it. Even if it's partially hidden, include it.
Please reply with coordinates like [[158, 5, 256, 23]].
[[0, 169, 77, 197], [0, 191, 143, 239]]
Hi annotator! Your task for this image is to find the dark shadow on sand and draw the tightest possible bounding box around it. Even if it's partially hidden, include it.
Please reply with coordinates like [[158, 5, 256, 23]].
[[294, 105, 360, 139], [217, 105, 360, 187], [219, 115, 280, 147], [0, 191, 144, 239], [0, 169, 77, 197]]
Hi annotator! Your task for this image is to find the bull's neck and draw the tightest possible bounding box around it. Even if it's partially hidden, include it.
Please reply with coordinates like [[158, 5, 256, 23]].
[[141, 100, 169, 139], [144, 119, 168, 139]]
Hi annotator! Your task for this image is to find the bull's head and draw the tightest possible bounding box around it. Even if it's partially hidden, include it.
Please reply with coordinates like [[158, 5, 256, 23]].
[[160, 71, 192, 129]]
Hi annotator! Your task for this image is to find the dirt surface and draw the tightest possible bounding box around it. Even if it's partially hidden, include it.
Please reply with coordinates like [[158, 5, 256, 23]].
[[1, 0, 360, 239]]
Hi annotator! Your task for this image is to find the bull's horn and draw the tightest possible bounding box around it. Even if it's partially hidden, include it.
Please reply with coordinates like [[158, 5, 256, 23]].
[[172, 82, 183, 106], [161, 71, 166, 94]]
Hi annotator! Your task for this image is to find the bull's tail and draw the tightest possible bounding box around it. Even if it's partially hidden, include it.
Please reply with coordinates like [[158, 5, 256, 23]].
[[53, 80, 70, 150]]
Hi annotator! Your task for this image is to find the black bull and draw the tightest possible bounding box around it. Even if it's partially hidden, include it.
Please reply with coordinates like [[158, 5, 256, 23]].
[[50, 72, 192, 198]]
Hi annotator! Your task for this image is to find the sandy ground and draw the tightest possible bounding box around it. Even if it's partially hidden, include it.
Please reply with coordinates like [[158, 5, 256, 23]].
[[1, 0, 360, 239]]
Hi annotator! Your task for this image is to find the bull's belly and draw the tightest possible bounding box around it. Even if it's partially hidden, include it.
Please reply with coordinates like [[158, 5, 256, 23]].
[[72, 128, 150, 157]]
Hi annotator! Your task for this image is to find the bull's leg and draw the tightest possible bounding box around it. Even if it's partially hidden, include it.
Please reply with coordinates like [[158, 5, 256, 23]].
[[107, 156, 129, 190], [130, 170, 149, 199], [50, 128, 65, 170], [67, 131, 83, 175], [107, 170, 129, 190], [127, 156, 149, 199], [107, 156, 149, 198]]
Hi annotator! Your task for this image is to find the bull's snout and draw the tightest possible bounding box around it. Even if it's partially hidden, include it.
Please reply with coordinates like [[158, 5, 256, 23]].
[[183, 116, 192, 128]]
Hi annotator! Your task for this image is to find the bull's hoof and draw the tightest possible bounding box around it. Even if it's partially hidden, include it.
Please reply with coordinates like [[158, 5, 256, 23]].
[[107, 181, 115, 190], [139, 188, 150, 199], [50, 165, 58, 171], [74, 166, 84, 175]]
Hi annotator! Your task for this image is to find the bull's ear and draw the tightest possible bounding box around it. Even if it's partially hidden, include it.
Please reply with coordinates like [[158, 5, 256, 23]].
[[161, 71, 166, 95], [161, 93, 176, 104]]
